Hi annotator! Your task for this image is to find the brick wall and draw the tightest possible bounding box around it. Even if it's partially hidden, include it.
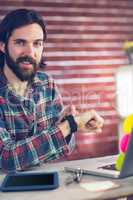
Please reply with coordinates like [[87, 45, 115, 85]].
[[0, 0, 133, 158]]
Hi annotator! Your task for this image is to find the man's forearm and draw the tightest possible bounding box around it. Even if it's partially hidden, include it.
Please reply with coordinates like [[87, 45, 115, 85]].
[[0, 125, 73, 172]]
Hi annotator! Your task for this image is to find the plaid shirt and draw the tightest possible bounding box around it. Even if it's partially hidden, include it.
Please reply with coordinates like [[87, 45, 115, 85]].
[[0, 71, 75, 172]]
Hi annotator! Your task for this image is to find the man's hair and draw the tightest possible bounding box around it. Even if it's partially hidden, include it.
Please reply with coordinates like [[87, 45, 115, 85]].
[[0, 8, 47, 68]]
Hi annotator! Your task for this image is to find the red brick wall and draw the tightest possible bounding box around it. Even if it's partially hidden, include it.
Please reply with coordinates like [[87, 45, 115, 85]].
[[0, 0, 133, 158]]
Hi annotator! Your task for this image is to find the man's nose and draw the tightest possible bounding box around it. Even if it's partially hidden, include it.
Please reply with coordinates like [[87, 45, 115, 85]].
[[25, 44, 35, 57]]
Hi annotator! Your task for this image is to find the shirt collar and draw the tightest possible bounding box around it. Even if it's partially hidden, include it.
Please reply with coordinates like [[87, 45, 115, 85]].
[[0, 71, 43, 90]]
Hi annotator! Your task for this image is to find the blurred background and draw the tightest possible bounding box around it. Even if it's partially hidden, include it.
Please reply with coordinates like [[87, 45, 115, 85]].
[[0, 0, 133, 160]]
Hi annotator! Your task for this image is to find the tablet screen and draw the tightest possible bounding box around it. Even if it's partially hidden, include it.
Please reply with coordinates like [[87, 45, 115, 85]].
[[5, 173, 54, 186]]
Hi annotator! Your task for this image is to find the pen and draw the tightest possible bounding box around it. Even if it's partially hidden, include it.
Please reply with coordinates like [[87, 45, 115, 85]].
[[65, 167, 83, 185], [64, 167, 83, 173]]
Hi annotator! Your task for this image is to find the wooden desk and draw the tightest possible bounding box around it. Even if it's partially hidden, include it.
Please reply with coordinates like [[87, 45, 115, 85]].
[[0, 155, 133, 200]]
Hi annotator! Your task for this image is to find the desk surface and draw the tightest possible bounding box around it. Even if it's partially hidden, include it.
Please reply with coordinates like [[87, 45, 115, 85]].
[[0, 155, 133, 200]]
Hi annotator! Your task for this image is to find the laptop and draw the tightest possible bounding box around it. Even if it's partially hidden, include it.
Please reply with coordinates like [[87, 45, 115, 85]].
[[65, 130, 133, 179]]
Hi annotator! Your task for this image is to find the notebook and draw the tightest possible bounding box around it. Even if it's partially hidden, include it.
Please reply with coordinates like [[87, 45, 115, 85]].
[[65, 130, 133, 179]]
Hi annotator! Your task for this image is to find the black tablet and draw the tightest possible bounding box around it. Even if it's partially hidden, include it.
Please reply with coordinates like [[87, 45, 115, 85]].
[[0, 171, 59, 192]]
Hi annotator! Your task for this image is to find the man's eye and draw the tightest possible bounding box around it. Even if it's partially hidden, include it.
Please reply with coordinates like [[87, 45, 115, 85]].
[[34, 41, 43, 47], [15, 41, 25, 46]]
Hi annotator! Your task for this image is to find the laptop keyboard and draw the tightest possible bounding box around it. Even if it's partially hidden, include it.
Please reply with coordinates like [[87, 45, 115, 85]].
[[98, 164, 117, 171]]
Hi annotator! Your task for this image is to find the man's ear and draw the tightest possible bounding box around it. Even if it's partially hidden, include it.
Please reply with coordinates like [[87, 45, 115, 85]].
[[0, 42, 5, 53]]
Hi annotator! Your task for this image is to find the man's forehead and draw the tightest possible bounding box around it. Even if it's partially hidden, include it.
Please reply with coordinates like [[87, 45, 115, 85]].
[[10, 23, 44, 40]]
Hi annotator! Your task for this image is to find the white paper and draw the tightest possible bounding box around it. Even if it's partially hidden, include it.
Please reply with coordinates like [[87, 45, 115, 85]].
[[80, 180, 120, 192]]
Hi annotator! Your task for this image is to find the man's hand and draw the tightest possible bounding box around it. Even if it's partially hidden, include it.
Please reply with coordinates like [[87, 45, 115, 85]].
[[57, 105, 78, 124], [75, 110, 104, 133], [58, 108, 104, 138]]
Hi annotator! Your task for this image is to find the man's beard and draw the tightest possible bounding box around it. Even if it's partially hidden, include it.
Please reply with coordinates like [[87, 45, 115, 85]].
[[5, 48, 38, 82]]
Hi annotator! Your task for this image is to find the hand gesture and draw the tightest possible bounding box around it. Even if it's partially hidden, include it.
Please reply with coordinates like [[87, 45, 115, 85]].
[[75, 110, 104, 133], [57, 105, 78, 124]]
